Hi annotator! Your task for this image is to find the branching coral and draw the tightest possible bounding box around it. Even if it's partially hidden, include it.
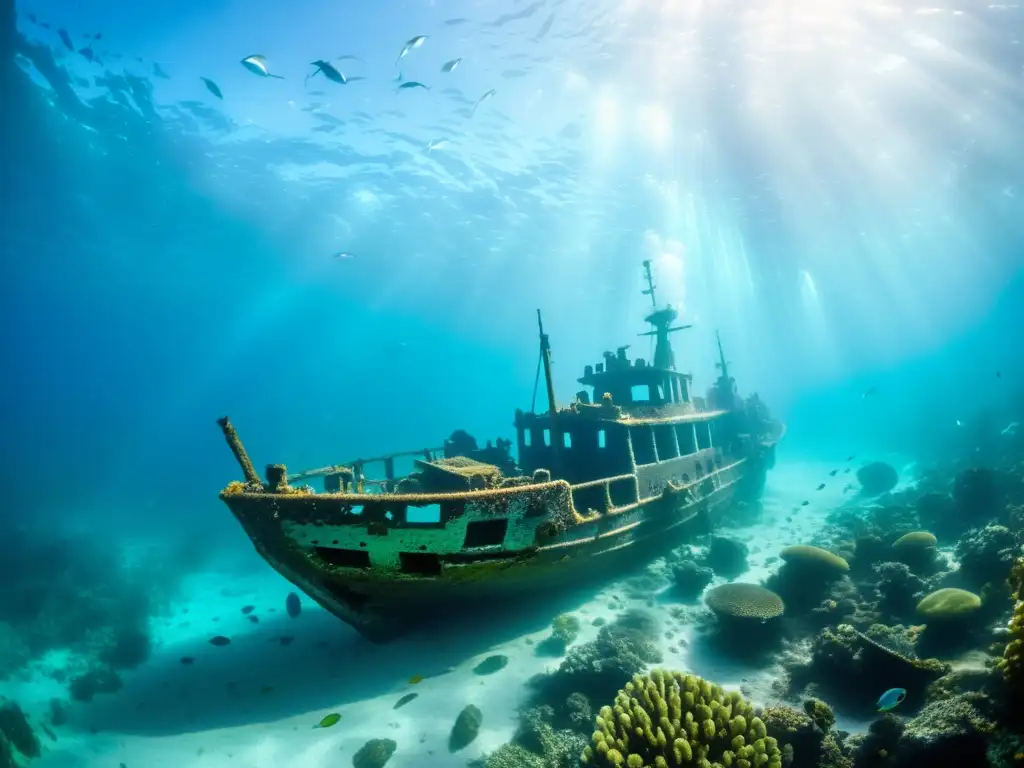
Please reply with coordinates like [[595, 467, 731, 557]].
[[581, 669, 783, 767], [538, 614, 663, 706], [872, 562, 927, 621], [954, 524, 1020, 591]]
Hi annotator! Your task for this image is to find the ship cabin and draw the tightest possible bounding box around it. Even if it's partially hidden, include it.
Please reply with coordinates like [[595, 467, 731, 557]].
[[513, 336, 734, 518]]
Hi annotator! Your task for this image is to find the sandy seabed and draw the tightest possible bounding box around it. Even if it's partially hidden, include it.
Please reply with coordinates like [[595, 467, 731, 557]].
[[4, 457, 906, 768]]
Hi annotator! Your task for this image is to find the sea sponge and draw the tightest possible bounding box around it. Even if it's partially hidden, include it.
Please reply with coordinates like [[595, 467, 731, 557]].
[[779, 545, 849, 573], [581, 669, 783, 767], [705, 583, 785, 620], [893, 531, 937, 549], [916, 588, 982, 619]]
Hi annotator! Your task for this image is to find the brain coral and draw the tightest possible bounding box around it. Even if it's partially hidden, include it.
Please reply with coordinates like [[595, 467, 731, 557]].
[[779, 545, 850, 573], [705, 583, 785, 620], [893, 531, 937, 549], [581, 669, 783, 767], [916, 588, 982, 619]]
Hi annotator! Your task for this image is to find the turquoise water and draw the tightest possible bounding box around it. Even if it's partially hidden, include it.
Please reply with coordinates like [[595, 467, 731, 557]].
[[2, 0, 1023, 766]]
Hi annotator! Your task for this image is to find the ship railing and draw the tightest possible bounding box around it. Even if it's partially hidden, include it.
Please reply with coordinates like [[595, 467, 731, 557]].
[[282, 446, 445, 493], [567, 455, 747, 522], [568, 473, 637, 519]]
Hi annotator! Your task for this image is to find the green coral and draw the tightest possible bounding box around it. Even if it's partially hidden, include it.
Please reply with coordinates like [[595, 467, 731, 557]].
[[705, 584, 784, 620], [580, 669, 783, 767], [552, 613, 582, 646], [352, 738, 397, 768], [893, 531, 937, 549], [915, 588, 982, 619], [779, 545, 849, 573], [802, 699, 835, 732]]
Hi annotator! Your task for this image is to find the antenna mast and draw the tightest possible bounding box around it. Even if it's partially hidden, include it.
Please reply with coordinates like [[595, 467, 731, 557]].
[[638, 261, 692, 371], [715, 331, 731, 383], [641, 259, 658, 309]]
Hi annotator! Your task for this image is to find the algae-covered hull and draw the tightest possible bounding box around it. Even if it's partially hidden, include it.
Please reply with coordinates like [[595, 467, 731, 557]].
[[219, 448, 769, 642]]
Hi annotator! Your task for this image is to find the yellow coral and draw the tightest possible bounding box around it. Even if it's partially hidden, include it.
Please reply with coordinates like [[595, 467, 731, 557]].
[[779, 545, 849, 572], [916, 588, 982, 619], [997, 557, 1024, 695], [893, 531, 937, 549], [581, 670, 784, 768]]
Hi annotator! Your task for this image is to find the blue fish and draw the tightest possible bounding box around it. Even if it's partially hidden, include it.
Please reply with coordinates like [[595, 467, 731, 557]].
[[876, 687, 906, 712]]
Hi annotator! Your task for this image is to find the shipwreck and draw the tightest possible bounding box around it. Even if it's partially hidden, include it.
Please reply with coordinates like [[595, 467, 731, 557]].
[[216, 261, 784, 641]]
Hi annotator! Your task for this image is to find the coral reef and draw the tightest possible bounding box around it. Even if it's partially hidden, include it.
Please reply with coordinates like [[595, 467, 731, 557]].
[[68, 666, 123, 702], [760, 704, 850, 768], [915, 492, 959, 542], [478, 744, 547, 768], [476, 703, 589, 768], [953, 524, 1020, 592], [780, 546, 850, 574], [915, 588, 982, 620], [856, 462, 898, 496], [996, 556, 1024, 717], [873, 562, 927, 622], [784, 624, 948, 712], [0, 523, 202, 696], [670, 560, 713, 602], [767, 546, 849, 616], [0, 700, 40, 767], [846, 714, 903, 768], [450, 704, 483, 753], [352, 738, 397, 768], [532, 610, 662, 715], [702, 583, 785, 659], [539, 614, 583, 656], [952, 467, 1003, 525], [704, 584, 785, 621], [892, 692, 995, 765], [890, 531, 938, 574], [703, 536, 750, 579], [581, 669, 782, 767]]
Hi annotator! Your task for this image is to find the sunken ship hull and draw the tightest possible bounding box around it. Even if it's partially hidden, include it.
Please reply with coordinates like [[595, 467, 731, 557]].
[[219, 426, 778, 642], [216, 261, 783, 642]]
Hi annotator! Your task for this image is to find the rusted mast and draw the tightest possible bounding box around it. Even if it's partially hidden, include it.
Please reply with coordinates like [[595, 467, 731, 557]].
[[536, 309, 560, 472], [216, 416, 262, 487]]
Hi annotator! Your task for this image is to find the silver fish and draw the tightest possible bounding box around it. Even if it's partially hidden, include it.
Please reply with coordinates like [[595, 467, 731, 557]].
[[395, 35, 427, 66], [308, 59, 347, 85], [441, 58, 462, 73], [201, 77, 223, 99], [471, 88, 496, 116], [241, 54, 284, 79]]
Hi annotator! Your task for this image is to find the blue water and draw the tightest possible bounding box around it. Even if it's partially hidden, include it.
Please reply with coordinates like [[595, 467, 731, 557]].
[[2, 0, 1023, 765]]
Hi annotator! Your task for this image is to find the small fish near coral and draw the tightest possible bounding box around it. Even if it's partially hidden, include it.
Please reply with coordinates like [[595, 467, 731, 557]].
[[314, 712, 342, 728], [876, 687, 906, 712]]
